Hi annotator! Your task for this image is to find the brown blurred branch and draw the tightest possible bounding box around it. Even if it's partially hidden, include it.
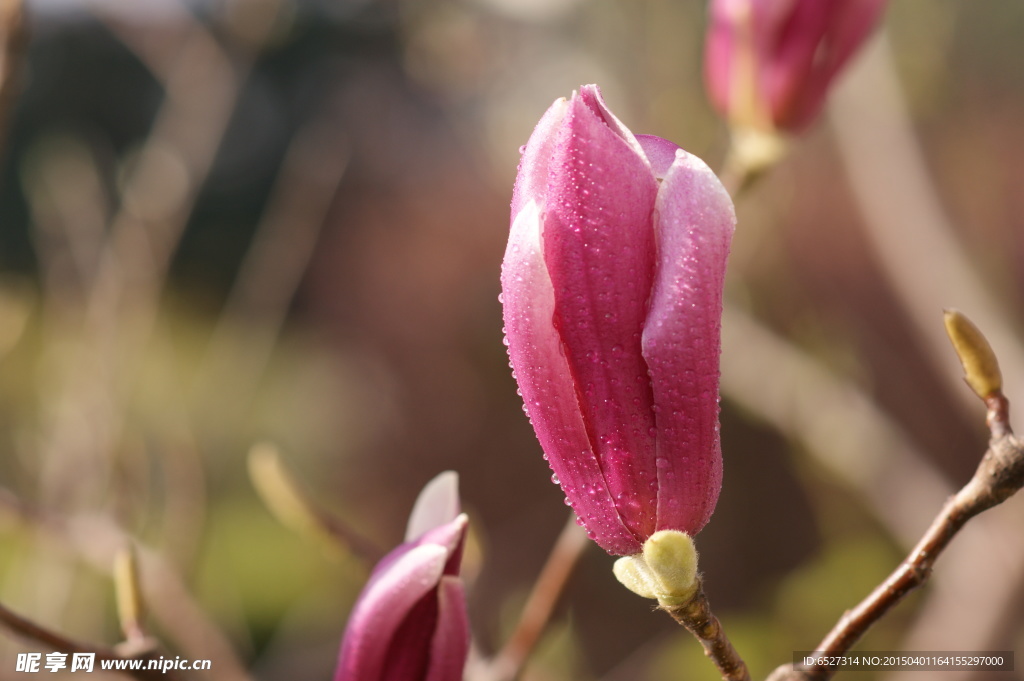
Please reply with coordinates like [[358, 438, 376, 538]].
[[828, 35, 1024, 676], [0, 0, 26, 157], [829, 31, 1024, 423], [23, 136, 111, 303], [13, 9, 284, 673], [722, 303, 954, 545], [72, 515, 256, 681], [482, 514, 589, 681], [0, 598, 180, 681], [196, 110, 349, 409], [722, 303, 1024, 681], [767, 390, 1024, 681], [84, 12, 253, 351], [34, 0, 287, 507], [0, 601, 108, 658], [0, 491, 255, 681]]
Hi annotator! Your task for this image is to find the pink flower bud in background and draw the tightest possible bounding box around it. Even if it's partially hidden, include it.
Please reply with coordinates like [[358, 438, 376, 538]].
[[501, 85, 735, 556], [334, 472, 469, 681], [704, 0, 888, 131]]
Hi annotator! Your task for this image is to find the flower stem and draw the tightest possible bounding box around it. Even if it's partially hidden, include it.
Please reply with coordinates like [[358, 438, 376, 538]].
[[719, 127, 788, 198], [661, 577, 751, 681], [485, 514, 589, 681]]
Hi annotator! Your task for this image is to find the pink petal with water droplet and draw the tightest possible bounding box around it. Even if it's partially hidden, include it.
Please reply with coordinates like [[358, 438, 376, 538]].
[[511, 97, 569, 223], [642, 150, 734, 535], [542, 89, 661, 542], [502, 200, 641, 555], [636, 135, 682, 180]]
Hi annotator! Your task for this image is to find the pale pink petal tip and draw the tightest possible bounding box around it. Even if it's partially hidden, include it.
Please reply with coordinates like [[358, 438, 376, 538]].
[[406, 471, 460, 542]]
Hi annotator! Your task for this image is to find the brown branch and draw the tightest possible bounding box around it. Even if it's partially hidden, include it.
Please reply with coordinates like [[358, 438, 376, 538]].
[[484, 514, 589, 681], [0, 602, 105, 656], [661, 577, 750, 681], [767, 391, 1024, 681], [829, 31, 1024, 422], [0, 0, 26, 159], [0, 601, 180, 681], [0, 490, 254, 681]]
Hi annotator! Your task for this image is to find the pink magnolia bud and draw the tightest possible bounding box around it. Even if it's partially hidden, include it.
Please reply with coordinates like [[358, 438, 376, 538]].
[[334, 472, 469, 681], [705, 0, 888, 131], [501, 85, 735, 556]]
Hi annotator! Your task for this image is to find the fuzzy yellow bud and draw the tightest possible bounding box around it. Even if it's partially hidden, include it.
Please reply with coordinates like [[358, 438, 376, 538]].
[[612, 530, 699, 606]]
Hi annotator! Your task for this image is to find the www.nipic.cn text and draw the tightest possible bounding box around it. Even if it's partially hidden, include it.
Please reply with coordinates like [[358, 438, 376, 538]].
[[15, 652, 213, 674]]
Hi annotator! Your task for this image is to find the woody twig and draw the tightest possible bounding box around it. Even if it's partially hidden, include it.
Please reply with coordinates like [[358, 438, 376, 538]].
[[767, 311, 1024, 681]]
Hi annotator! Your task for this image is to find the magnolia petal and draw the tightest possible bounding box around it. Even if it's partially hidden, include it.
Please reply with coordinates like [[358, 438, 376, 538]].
[[416, 514, 469, 578], [406, 471, 460, 542], [636, 135, 682, 180], [511, 97, 569, 222], [577, 85, 651, 169], [760, 0, 832, 128], [825, 0, 889, 79], [501, 200, 641, 555], [379, 592, 435, 681], [542, 91, 660, 541], [708, 0, 889, 130], [780, 0, 888, 129], [335, 544, 449, 681], [424, 577, 471, 681], [703, 0, 750, 122], [642, 150, 734, 535]]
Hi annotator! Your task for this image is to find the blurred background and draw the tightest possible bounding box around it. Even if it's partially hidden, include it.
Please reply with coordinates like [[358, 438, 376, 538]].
[[0, 0, 1022, 679]]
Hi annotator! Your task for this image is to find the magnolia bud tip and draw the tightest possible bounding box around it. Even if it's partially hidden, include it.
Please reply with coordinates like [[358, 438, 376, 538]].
[[943, 309, 1002, 400]]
